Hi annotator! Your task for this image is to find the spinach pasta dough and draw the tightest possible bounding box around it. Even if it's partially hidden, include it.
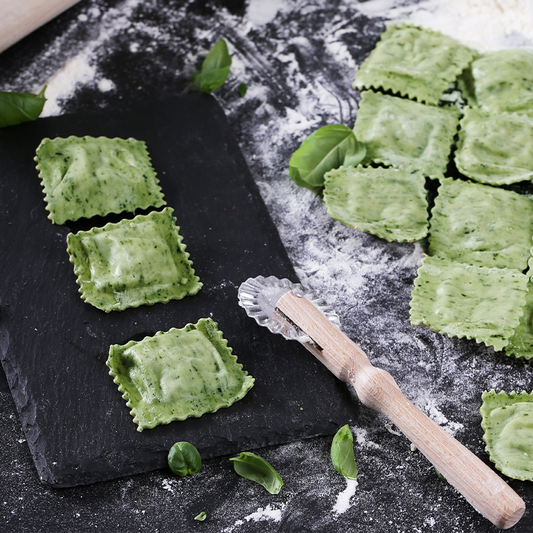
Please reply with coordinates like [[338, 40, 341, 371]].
[[107, 319, 255, 431]]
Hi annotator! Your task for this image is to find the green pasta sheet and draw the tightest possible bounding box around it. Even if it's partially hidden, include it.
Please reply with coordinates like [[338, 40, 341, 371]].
[[410, 255, 528, 352], [353, 23, 476, 105], [353, 91, 459, 180], [67, 207, 202, 312], [455, 107, 533, 185], [35, 135, 166, 224], [480, 390, 533, 481], [107, 318, 255, 431], [506, 258, 533, 359], [468, 49, 533, 117], [323, 165, 429, 242], [428, 177, 533, 270]]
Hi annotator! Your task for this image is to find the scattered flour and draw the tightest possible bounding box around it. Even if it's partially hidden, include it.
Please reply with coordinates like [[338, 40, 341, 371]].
[[332, 479, 358, 514], [357, 0, 533, 50], [222, 504, 285, 532]]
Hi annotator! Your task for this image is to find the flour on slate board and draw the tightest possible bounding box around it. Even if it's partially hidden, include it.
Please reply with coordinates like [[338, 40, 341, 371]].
[[3, 0, 533, 530]]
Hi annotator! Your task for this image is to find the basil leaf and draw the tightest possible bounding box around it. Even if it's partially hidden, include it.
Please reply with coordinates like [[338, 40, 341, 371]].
[[168, 441, 202, 476], [0, 86, 46, 128], [230, 452, 283, 494], [435, 467, 447, 482], [288, 124, 366, 190], [331, 425, 358, 481], [192, 39, 232, 93], [238, 82, 248, 97], [194, 512, 207, 521]]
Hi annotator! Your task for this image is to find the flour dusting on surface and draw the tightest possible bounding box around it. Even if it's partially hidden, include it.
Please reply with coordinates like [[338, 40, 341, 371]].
[[332, 479, 358, 514], [2, 1, 533, 531]]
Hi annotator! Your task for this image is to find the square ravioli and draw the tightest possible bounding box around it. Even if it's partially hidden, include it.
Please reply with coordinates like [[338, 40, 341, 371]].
[[506, 258, 533, 359], [107, 318, 255, 431], [480, 390, 533, 481], [506, 280, 533, 359], [353, 23, 476, 105], [67, 207, 202, 312], [428, 177, 533, 270], [323, 166, 428, 242], [409, 255, 528, 352], [455, 107, 533, 185], [353, 91, 459, 179], [469, 49, 533, 117], [35, 135, 166, 224]]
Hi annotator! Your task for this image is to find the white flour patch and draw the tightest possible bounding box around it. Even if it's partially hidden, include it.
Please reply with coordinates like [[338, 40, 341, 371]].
[[42, 55, 96, 116], [247, 0, 286, 26], [332, 479, 358, 514], [358, 0, 533, 50], [243, 504, 284, 523], [222, 504, 285, 532]]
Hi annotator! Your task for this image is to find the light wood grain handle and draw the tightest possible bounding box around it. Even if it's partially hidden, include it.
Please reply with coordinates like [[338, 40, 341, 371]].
[[276, 291, 525, 529], [0, 0, 80, 54]]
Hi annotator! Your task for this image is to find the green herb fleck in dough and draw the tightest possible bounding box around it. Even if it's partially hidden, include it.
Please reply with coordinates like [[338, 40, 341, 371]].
[[67, 207, 201, 312], [410, 255, 528, 352], [107, 318, 254, 432], [455, 107, 533, 185], [468, 49, 533, 117], [480, 390, 533, 481], [429, 177, 533, 270], [353, 23, 476, 105], [353, 90, 459, 180], [323, 166, 428, 242], [35, 135, 165, 224]]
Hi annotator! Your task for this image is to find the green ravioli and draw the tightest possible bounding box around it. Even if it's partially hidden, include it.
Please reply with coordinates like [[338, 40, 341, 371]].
[[506, 258, 533, 359], [468, 49, 533, 117], [353, 23, 476, 105], [410, 255, 528, 351], [35, 135, 165, 224], [353, 90, 459, 179], [455, 107, 533, 185], [67, 207, 201, 312], [480, 390, 533, 481], [428, 177, 533, 270], [323, 165, 428, 242], [107, 319, 255, 431]]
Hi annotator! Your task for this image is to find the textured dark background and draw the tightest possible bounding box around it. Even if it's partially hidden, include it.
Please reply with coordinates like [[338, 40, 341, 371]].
[[1, 1, 533, 532]]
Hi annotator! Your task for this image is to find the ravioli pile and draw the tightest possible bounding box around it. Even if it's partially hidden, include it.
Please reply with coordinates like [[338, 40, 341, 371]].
[[35, 135, 253, 431], [323, 23, 533, 480]]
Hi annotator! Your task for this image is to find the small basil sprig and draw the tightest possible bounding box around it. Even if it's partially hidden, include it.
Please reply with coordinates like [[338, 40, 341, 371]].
[[168, 441, 202, 476], [289, 124, 366, 190], [0, 86, 47, 128], [230, 452, 283, 494], [331, 425, 358, 481], [238, 82, 248, 97], [194, 512, 207, 522], [192, 39, 232, 93]]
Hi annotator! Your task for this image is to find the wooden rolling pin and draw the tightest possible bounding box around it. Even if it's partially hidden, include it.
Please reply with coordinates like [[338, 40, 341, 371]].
[[276, 289, 525, 530], [0, 0, 80, 54]]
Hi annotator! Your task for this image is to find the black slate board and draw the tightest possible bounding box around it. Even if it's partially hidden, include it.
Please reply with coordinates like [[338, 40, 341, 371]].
[[0, 93, 358, 488]]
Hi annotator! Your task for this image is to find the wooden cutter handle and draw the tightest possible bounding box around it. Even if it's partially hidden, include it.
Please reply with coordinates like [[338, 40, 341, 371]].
[[276, 290, 525, 529]]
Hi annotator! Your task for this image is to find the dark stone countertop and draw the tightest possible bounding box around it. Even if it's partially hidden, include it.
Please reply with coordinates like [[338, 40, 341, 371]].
[[1, 1, 533, 532]]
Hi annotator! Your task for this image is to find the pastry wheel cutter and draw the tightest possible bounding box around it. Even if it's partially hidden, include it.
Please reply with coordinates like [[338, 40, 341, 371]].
[[238, 275, 525, 530]]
